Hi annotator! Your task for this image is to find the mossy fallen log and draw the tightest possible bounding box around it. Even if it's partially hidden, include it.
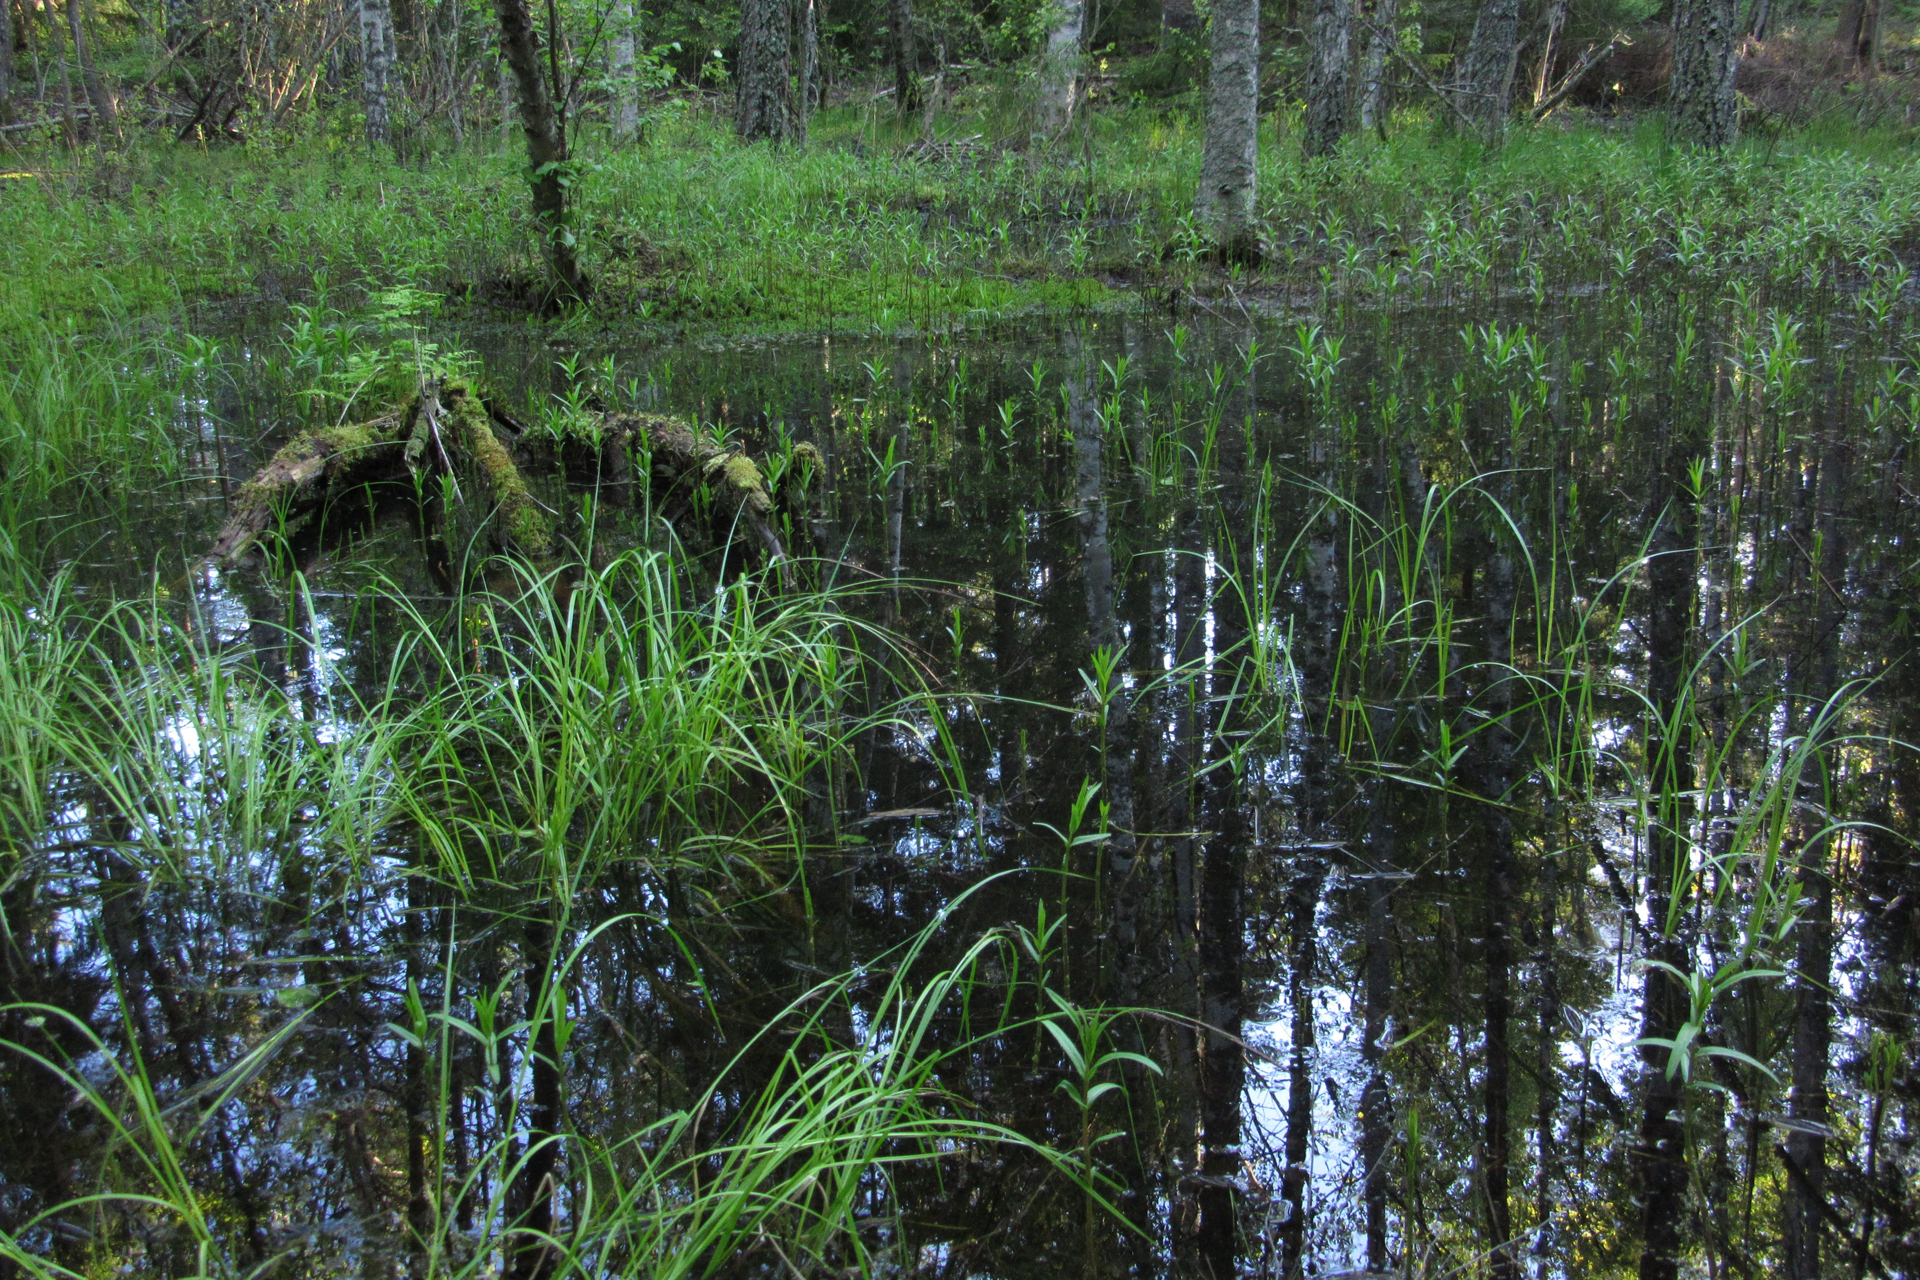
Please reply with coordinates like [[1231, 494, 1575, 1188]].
[[206, 411, 410, 564], [207, 380, 805, 577], [597, 413, 798, 566]]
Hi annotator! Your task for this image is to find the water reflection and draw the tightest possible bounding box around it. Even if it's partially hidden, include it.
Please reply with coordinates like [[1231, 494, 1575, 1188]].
[[6, 281, 1919, 1278]]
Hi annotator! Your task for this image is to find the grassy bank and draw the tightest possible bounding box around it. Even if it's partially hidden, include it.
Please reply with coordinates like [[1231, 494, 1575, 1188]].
[[3, 106, 1918, 341]]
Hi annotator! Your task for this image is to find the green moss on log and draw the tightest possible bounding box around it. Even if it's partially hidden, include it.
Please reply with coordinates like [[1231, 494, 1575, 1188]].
[[208, 411, 407, 563], [445, 382, 555, 561]]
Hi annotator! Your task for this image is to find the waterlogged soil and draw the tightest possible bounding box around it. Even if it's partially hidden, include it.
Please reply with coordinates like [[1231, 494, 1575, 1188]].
[[15, 277, 1920, 1277]]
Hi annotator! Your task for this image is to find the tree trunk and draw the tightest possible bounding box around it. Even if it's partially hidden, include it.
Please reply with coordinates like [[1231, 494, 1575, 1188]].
[[888, 0, 918, 115], [66, 0, 116, 144], [1453, 0, 1520, 137], [735, 0, 789, 142], [44, 0, 79, 147], [1356, 0, 1400, 134], [794, 0, 817, 138], [1038, 0, 1084, 134], [360, 0, 395, 148], [1669, 0, 1738, 148], [1197, 0, 1259, 261], [1748, 0, 1772, 38], [0, 0, 13, 126], [610, 0, 638, 143], [493, 0, 590, 306], [1833, 0, 1863, 64], [1302, 0, 1353, 158]]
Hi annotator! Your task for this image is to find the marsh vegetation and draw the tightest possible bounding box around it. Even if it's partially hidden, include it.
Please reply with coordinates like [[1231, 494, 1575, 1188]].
[[3, 0, 1920, 1274]]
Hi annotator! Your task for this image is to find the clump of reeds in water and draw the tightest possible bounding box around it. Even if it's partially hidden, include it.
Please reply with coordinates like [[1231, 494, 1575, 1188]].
[[0, 548, 1136, 1277]]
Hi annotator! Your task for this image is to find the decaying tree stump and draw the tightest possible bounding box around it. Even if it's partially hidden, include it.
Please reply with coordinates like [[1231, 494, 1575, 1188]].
[[207, 379, 810, 575]]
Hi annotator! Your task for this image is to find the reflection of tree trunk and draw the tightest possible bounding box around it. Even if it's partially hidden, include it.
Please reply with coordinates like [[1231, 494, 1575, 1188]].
[[510, 912, 564, 1280], [1635, 398, 1697, 1280], [404, 878, 433, 1280], [735, 0, 790, 141], [1358, 818, 1394, 1269], [1302, 0, 1352, 158], [494, 0, 589, 306], [1197, 0, 1259, 260], [1355, 0, 1399, 133], [1072, 360, 1153, 1270], [1197, 549, 1253, 1276], [1281, 501, 1339, 1275], [1038, 0, 1084, 133], [1073, 368, 1136, 1010], [1535, 821, 1562, 1258], [1670, 0, 1739, 147], [1166, 506, 1206, 1267], [1479, 548, 1518, 1280], [1783, 431, 1847, 1280]]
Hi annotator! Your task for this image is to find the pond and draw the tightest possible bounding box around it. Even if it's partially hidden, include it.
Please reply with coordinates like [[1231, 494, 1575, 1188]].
[[5, 269, 1917, 1278]]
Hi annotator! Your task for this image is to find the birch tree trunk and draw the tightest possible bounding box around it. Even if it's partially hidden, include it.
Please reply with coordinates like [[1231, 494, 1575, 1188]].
[[1356, 0, 1400, 133], [1197, 0, 1259, 260], [66, 0, 117, 144], [735, 0, 790, 141], [1669, 0, 1738, 148], [1302, 0, 1352, 158], [610, 0, 638, 142], [360, 0, 395, 147], [1453, 0, 1519, 137], [1037, 0, 1084, 134], [494, 0, 590, 306]]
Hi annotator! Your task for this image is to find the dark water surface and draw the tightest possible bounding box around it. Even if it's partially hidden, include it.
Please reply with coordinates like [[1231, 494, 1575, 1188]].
[[9, 276, 1920, 1277]]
